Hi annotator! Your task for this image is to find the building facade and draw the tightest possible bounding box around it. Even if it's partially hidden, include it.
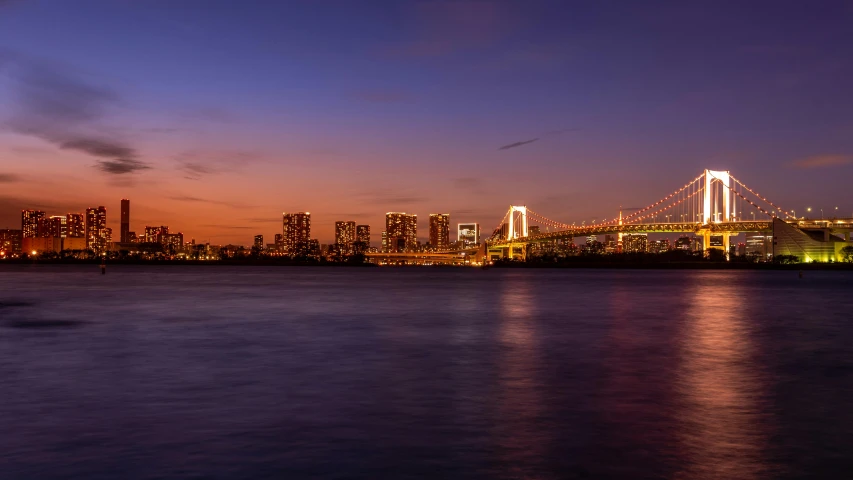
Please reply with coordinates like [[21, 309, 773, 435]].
[[335, 221, 356, 250], [428, 214, 450, 250], [282, 212, 311, 254], [385, 212, 417, 252], [0, 229, 22, 254], [254, 235, 264, 250], [66, 213, 85, 238], [21, 210, 44, 238], [85, 206, 108, 253], [622, 233, 648, 253], [120, 199, 130, 243], [356, 225, 370, 247]]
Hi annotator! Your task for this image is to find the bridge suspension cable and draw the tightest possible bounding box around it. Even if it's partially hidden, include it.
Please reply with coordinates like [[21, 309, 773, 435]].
[[729, 175, 794, 219]]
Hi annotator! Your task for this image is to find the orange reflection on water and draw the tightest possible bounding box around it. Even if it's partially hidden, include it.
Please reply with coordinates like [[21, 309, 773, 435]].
[[675, 278, 772, 479], [493, 275, 546, 477]]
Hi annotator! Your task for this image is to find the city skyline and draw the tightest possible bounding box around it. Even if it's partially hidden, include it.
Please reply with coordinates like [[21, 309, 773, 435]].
[[1, 2, 852, 244]]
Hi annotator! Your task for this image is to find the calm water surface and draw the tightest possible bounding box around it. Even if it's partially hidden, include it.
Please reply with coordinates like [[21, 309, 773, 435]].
[[1, 265, 852, 479]]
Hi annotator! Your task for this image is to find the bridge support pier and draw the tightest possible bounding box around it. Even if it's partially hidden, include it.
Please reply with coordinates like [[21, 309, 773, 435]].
[[701, 230, 731, 256]]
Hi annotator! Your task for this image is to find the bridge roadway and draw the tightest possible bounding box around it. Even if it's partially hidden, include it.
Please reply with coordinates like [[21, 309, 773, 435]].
[[487, 221, 774, 249]]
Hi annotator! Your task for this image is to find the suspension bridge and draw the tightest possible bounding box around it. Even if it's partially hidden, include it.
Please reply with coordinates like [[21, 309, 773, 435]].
[[483, 169, 853, 262]]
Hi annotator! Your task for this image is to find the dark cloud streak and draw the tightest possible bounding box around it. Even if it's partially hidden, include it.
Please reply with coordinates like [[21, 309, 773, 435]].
[[498, 138, 539, 150], [0, 49, 150, 175]]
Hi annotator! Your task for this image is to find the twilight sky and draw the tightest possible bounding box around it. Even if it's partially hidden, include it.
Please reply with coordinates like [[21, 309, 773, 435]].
[[1, 0, 852, 244]]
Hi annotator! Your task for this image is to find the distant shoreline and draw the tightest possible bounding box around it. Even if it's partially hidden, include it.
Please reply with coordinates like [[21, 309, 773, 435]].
[[2, 259, 852, 270]]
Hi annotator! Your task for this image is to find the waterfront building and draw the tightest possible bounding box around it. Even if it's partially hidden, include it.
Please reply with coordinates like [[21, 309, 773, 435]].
[[528, 226, 540, 237], [274, 233, 283, 252], [385, 212, 417, 252], [604, 234, 618, 253], [144, 226, 169, 243], [622, 233, 648, 253], [254, 235, 264, 250], [356, 225, 370, 247], [335, 221, 356, 252], [120, 199, 130, 243], [745, 233, 772, 260], [21, 210, 44, 238], [66, 213, 85, 238], [85, 206, 108, 253], [0, 229, 22, 253], [282, 212, 311, 254], [458, 223, 480, 247], [429, 214, 450, 251], [47, 215, 66, 238]]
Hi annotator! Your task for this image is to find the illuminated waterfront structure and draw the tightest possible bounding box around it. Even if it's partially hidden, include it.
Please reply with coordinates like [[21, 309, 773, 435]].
[[429, 214, 450, 250], [385, 212, 417, 252], [622, 233, 648, 253], [161, 232, 184, 252], [335, 221, 356, 250], [274, 233, 283, 252], [21, 210, 44, 238], [648, 238, 670, 254], [528, 225, 540, 236], [47, 215, 66, 238], [0, 229, 22, 253], [120, 199, 130, 243], [85, 206, 108, 253], [282, 212, 311, 254], [745, 233, 772, 259], [66, 213, 85, 238], [145, 226, 169, 243], [254, 235, 264, 250], [356, 225, 370, 247]]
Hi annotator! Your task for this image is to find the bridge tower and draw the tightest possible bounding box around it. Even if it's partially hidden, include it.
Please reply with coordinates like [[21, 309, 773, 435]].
[[702, 169, 732, 253], [502, 206, 529, 260]]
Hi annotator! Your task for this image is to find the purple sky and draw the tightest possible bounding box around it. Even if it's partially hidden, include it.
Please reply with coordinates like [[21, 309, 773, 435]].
[[1, 1, 852, 244]]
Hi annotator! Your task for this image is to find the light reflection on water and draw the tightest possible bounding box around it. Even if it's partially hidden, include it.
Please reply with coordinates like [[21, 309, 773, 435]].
[[676, 278, 772, 479], [0, 265, 852, 479]]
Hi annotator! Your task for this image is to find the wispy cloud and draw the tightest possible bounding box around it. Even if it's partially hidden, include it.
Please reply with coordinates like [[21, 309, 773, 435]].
[[0, 49, 150, 175], [198, 224, 253, 230], [174, 150, 261, 180], [498, 138, 539, 150], [790, 154, 852, 169], [167, 195, 250, 208], [0, 173, 21, 183], [349, 89, 413, 104], [353, 189, 427, 205]]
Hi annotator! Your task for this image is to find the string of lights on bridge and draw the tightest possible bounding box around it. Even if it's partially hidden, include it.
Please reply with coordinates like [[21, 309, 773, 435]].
[[491, 170, 800, 240]]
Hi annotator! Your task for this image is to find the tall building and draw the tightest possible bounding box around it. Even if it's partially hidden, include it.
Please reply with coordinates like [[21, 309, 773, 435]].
[[528, 225, 540, 237], [254, 235, 264, 250], [648, 238, 671, 254], [85, 206, 108, 253], [21, 210, 44, 238], [161, 232, 183, 252], [745, 233, 772, 260], [356, 225, 370, 247], [145, 226, 169, 243], [47, 215, 66, 238], [274, 233, 283, 252], [120, 199, 130, 243], [0, 229, 23, 254], [282, 212, 311, 254], [335, 221, 356, 248], [428, 214, 450, 250], [604, 234, 618, 253], [385, 212, 417, 252], [622, 234, 648, 253], [66, 213, 85, 238]]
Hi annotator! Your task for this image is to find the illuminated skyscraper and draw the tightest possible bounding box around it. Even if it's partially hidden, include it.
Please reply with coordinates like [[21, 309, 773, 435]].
[[254, 235, 264, 250], [335, 221, 356, 248], [21, 210, 44, 238], [120, 199, 130, 243], [429, 213, 450, 250], [356, 225, 370, 247], [66, 213, 85, 238], [145, 226, 169, 243], [385, 212, 417, 252], [282, 212, 311, 254], [622, 234, 648, 253], [47, 215, 66, 238], [85, 206, 108, 253], [274, 233, 283, 252], [0, 229, 22, 253]]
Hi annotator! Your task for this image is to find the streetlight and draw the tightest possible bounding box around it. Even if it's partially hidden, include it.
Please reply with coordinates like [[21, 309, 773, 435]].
[[751, 212, 755, 221]]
